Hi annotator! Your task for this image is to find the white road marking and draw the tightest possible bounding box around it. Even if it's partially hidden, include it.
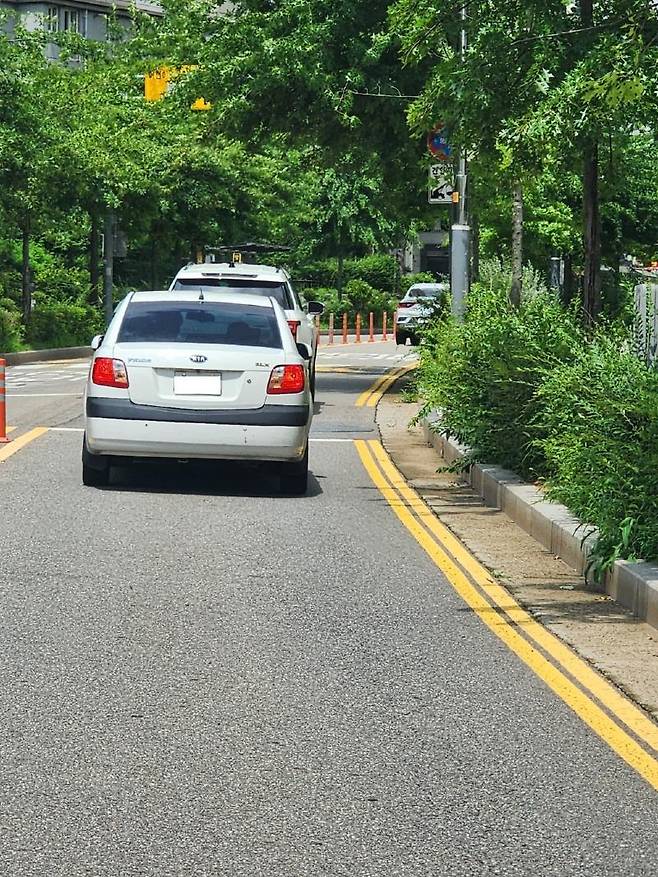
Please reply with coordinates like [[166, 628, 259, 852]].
[[49, 427, 84, 432]]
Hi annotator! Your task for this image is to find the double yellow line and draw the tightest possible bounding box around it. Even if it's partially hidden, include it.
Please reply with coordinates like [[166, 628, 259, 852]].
[[356, 438, 658, 791], [355, 363, 417, 408]]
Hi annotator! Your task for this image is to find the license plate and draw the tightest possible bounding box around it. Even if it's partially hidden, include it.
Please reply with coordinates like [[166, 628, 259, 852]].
[[173, 370, 222, 396]]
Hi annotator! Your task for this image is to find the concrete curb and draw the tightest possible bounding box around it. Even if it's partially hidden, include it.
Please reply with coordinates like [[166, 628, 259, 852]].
[[1, 347, 91, 366], [422, 411, 658, 631]]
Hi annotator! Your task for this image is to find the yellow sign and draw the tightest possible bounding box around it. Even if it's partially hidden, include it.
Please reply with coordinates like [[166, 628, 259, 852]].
[[144, 66, 211, 111], [232, 252, 242, 263]]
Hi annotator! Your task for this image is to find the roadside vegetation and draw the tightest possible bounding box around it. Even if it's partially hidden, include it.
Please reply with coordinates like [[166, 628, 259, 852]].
[[2, 1, 658, 567]]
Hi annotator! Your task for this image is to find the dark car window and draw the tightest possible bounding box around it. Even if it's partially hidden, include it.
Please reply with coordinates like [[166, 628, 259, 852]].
[[409, 288, 443, 298], [172, 277, 293, 310], [118, 301, 282, 348]]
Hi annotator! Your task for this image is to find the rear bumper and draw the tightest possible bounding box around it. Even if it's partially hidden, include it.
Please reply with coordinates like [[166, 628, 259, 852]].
[[86, 417, 309, 462], [86, 396, 309, 427]]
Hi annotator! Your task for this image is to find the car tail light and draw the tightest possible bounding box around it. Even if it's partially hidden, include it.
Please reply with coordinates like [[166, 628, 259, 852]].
[[92, 357, 129, 388], [267, 364, 305, 394], [287, 319, 301, 340], [398, 300, 415, 308]]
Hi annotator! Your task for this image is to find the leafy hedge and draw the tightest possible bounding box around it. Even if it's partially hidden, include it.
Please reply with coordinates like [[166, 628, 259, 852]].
[[26, 301, 102, 349], [296, 254, 400, 296], [301, 280, 397, 324], [418, 259, 658, 564], [539, 339, 658, 569], [0, 304, 23, 352]]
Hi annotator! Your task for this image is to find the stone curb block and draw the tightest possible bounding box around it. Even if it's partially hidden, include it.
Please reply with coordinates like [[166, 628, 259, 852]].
[[422, 413, 658, 632], [1, 347, 92, 366]]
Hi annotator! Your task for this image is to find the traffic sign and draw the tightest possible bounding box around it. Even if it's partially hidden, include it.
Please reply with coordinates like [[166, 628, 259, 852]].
[[427, 124, 452, 161], [428, 166, 454, 204]]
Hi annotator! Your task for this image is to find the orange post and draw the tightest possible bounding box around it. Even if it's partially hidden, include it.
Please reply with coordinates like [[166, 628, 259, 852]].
[[355, 313, 361, 343], [382, 311, 388, 341], [342, 312, 348, 344], [0, 358, 10, 444], [328, 312, 334, 345], [368, 312, 374, 342]]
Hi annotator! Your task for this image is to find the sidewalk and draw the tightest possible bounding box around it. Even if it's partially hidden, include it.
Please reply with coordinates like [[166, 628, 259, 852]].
[[376, 386, 658, 722]]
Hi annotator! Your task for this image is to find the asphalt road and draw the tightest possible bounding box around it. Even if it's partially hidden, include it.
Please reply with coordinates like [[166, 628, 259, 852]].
[[1, 341, 657, 876]]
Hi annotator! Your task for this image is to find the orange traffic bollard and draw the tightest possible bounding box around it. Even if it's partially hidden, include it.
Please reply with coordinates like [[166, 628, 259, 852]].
[[382, 311, 388, 341], [328, 312, 334, 345], [342, 312, 348, 344], [0, 358, 10, 444], [355, 313, 361, 343], [368, 312, 374, 342]]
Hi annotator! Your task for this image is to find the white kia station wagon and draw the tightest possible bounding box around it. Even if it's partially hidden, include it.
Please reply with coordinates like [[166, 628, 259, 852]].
[[83, 290, 313, 494]]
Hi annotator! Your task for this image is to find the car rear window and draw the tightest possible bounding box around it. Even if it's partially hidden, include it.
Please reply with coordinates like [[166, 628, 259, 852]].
[[172, 278, 292, 310], [408, 287, 442, 298], [118, 301, 282, 348]]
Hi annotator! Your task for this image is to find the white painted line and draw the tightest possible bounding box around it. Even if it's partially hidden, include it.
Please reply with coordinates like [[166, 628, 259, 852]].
[[49, 427, 84, 432]]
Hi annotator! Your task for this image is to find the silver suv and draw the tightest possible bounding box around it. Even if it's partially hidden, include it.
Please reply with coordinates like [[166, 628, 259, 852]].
[[170, 262, 324, 395]]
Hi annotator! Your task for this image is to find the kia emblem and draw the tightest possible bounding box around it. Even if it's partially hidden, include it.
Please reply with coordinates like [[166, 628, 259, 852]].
[[190, 355, 207, 363]]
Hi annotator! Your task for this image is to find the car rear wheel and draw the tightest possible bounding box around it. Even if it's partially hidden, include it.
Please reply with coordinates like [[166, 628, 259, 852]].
[[396, 331, 407, 346], [279, 444, 308, 496], [82, 438, 110, 487]]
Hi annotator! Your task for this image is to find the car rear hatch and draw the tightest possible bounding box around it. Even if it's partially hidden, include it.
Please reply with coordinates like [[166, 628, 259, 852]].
[[115, 344, 278, 410]]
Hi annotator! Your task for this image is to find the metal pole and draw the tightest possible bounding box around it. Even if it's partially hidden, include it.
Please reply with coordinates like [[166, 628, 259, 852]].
[[451, 4, 470, 321], [103, 210, 114, 327]]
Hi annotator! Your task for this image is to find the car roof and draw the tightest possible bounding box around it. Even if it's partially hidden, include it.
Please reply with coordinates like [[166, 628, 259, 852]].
[[175, 262, 290, 281], [407, 283, 447, 290], [128, 290, 276, 309]]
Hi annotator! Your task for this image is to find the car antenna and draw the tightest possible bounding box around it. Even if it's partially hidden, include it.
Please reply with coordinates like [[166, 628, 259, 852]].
[[198, 287, 205, 302]]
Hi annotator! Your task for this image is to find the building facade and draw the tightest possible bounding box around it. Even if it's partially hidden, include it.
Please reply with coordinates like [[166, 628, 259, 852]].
[[1, 0, 162, 58]]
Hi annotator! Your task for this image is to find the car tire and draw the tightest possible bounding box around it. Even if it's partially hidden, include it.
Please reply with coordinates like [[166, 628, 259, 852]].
[[279, 444, 309, 496], [82, 438, 110, 487], [396, 332, 407, 346]]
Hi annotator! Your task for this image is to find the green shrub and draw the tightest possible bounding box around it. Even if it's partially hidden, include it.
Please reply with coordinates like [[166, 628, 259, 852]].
[[26, 301, 102, 349], [300, 281, 397, 323], [345, 254, 399, 295], [538, 338, 658, 565], [0, 308, 23, 352], [419, 269, 584, 479]]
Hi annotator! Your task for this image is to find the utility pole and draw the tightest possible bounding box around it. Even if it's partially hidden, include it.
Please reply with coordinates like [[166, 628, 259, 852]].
[[451, 3, 470, 321], [103, 210, 114, 327]]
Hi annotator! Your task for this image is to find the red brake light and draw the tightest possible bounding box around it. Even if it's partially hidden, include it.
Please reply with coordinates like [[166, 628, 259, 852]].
[[398, 300, 415, 308], [92, 357, 129, 388], [287, 319, 300, 340], [267, 365, 305, 394]]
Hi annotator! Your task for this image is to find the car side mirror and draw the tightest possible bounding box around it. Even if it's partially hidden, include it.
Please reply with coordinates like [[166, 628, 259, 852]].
[[307, 301, 324, 315], [296, 342, 312, 361], [91, 334, 104, 351]]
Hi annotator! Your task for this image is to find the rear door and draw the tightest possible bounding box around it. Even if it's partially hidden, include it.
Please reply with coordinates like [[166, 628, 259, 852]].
[[114, 299, 282, 410]]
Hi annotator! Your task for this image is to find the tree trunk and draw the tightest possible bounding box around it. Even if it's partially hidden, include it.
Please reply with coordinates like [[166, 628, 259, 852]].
[[21, 220, 31, 325], [510, 181, 523, 308], [582, 143, 601, 324], [337, 230, 344, 300], [150, 235, 157, 290], [103, 211, 114, 327], [89, 212, 101, 306]]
